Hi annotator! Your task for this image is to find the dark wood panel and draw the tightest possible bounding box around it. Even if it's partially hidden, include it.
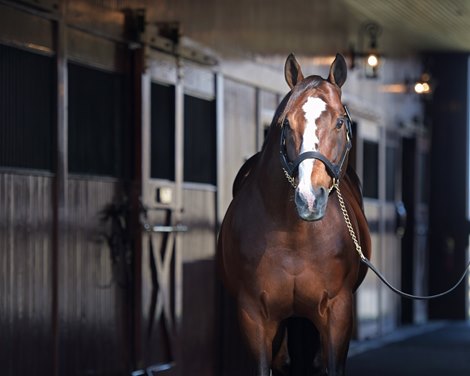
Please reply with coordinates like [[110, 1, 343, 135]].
[[59, 178, 131, 375], [180, 189, 217, 373], [0, 173, 54, 375], [0, 4, 54, 54], [181, 260, 217, 376], [218, 287, 257, 376]]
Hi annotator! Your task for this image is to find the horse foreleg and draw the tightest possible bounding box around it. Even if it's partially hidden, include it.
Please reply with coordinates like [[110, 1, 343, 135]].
[[238, 296, 278, 376], [271, 323, 290, 376], [318, 291, 353, 376]]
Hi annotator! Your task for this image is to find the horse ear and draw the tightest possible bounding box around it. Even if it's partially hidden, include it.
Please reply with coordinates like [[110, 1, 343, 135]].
[[284, 53, 304, 89], [328, 53, 347, 88]]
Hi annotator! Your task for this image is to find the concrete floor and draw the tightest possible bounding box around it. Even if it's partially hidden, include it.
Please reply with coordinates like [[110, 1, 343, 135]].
[[347, 321, 470, 376]]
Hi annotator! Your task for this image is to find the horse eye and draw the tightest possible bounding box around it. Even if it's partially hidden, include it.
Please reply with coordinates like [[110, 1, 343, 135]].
[[336, 118, 344, 129], [283, 118, 290, 128]]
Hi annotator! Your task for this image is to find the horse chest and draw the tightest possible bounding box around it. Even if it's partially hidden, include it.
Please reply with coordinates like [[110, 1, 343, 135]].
[[260, 233, 351, 292]]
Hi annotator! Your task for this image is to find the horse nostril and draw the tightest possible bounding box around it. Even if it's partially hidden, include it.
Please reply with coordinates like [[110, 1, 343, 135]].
[[314, 186, 328, 205], [295, 188, 318, 212]]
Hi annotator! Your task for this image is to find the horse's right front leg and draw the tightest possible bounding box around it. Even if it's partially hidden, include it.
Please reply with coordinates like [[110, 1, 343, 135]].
[[316, 290, 354, 376], [238, 294, 278, 376]]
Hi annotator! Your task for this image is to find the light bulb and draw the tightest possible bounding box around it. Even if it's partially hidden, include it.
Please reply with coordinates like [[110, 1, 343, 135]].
[[367, 54, 379, 67], [414, 83, 424, 94], [414, 82, 431, 94]]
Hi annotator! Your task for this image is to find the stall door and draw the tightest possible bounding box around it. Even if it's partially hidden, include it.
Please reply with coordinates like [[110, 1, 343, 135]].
[[180, 62, 218, 376], [355, 120, 382, 339], [354, 120, 403, 339], [401, 135, 430, 324], [136, 51, 217, 376], [381, 132, 403, 333]]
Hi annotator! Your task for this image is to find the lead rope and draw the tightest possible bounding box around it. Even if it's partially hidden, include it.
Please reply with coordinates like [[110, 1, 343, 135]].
[[335, 182, 470, 300]]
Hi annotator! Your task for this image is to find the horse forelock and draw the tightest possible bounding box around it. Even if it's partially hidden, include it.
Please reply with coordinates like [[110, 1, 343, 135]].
[[278, 75, 326, 124], [261, 75, 329, 151]]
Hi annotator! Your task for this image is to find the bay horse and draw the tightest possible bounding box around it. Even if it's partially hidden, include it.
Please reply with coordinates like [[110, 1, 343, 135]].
[[217, 53, 371, 376]]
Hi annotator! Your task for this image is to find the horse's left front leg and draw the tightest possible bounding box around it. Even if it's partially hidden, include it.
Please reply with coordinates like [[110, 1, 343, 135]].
[[318, 290, 353, 376]]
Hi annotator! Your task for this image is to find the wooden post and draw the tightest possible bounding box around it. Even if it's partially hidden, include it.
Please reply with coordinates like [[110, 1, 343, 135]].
[[52, 0, 67, 375]]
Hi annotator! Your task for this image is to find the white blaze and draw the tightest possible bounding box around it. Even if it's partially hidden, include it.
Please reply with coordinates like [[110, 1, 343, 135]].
[[297, 96, 326, 207]]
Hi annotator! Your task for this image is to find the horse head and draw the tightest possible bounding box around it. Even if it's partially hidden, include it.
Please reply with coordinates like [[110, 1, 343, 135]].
[[280, 53, 351, 221]]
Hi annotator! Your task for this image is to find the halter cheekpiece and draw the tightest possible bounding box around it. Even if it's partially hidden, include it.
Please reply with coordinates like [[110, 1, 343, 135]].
[[280, 104, 353, 190]]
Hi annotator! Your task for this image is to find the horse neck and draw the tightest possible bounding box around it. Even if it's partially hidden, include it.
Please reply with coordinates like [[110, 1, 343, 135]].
[[257, 126, 293, 201]]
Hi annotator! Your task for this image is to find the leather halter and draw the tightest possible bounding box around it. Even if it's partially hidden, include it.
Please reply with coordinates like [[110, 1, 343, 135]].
[[280, 105, 353, 188]]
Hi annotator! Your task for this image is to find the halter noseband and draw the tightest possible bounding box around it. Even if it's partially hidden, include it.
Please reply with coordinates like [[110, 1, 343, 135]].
[[280, 104, 353, 190]]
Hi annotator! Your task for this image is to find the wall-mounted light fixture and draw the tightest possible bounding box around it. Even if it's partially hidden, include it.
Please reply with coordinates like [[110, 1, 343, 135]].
[[413, 72, 433, 95], [379, 73, 434, 97], [350, 22, 383, 79]]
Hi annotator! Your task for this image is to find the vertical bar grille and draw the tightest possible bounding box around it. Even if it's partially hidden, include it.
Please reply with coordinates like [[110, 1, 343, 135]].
[[0, 44, 55, 171], [68, 62, 125, 177], [183, 94, 216, 185], [150, 82, 175, 180]]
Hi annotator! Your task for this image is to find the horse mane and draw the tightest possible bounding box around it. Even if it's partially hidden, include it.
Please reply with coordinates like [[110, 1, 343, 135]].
[[231, 92, 291, 197], [232, 152, 260, 197]]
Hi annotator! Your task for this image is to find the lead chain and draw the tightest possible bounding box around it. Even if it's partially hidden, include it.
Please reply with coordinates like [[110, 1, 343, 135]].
[[283, 168, 297, 189], [335, 184, 367, 261]]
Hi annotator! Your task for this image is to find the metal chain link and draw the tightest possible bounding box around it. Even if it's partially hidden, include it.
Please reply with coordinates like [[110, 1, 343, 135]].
[[283, 168, 297, 189], [335, 184, 367, 261]]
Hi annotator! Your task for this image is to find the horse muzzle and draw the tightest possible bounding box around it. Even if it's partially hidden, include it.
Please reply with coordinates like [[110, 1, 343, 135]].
[[294, 185, 328, 221]]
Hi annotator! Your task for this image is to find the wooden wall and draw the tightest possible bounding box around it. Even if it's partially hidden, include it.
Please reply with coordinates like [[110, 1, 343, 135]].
[[59, 178, 130, 374], [0, 174, 131, 375], [0, 174, 54, 374], [219, 78, 258, 213]]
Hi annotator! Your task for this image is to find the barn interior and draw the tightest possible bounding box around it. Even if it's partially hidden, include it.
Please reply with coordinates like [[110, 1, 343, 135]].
[[1, 0, 470, 375]]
